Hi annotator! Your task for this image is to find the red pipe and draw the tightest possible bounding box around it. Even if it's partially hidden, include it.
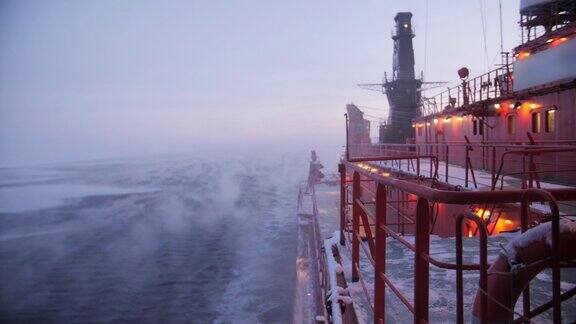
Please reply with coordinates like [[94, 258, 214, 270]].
[[374, 184, 387, 323], [352, 171, 360, 282], [456, 213, 488, 324], [520, 189, 561, 323], [339, 163, 346, 246], [414, 197, 430, 324]]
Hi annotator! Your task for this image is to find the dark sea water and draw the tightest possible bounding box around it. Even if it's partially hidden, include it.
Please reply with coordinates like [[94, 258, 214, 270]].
[[0, 155, 304, 323]]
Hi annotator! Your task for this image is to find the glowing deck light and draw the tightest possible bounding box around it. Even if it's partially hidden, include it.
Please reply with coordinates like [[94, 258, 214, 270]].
[[474, 208, 490, 219], [508, 103, 515, 109], [457, 116, 463, 121], [559, 37, 567, 42], [494, 103, 501, 109], [468, 230, 473, 238], [504, 219, 513, 225], [529, 103, 538, 109], [426, 122, 431, 126], [381, 172, 390, 177], [418, 122, 424, 127], [546, 38, 555, 43], [433, 118, 439, 124], [443, 117, 451, 123], [412, 124, 416, 128]]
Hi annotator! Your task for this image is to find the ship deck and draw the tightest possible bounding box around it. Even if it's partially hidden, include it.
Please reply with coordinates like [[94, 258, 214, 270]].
[[312, 181, 576, 323], [374, 158, 576, 216]]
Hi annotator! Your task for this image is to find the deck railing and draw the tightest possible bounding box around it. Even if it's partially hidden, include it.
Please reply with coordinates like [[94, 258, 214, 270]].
[[338, 159, 576, 323], [420, 63, 513, 117], [347, 139, 576, 191]]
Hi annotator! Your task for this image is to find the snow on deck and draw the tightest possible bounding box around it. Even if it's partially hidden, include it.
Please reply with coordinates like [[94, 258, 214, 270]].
[[376, 158, 572, 191], [314, 182, 576, 323], [374, 158, 576, 216]]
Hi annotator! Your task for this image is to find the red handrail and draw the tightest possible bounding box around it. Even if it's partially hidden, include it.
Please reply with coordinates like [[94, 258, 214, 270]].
[[340, 159, 576, 323]]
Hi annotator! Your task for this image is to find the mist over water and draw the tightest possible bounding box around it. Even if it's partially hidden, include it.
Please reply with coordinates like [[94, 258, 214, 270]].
[[0, 153, 307, 322]]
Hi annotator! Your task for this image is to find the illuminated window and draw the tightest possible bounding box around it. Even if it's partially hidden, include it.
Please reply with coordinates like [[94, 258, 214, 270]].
[[507, 115, 515, 134], [545, 110, 555, 133], [531, 112, 541, 133]]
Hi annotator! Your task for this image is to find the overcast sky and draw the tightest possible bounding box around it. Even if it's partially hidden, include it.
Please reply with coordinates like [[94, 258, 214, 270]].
[[0, 0, 520, 166]]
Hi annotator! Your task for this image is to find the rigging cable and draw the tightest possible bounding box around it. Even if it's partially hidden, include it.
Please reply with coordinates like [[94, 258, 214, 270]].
[[499, 0, 504, 66], [478, 0, 490, 72], [424, 0, 430, 81]]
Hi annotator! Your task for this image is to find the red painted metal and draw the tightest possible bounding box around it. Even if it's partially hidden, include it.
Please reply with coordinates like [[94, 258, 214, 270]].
[[352, 171, 360, 282], [339, 163, 346, 245], [374, 184, 387, 323], [413, 198, 430, 324], [492, 146, 576, 190], [380, 272, 415, 314], [456, 213, 488, 324], [338, 155, 576, 323], [520, 189, 561, 323], [419, 63, 514, 116]]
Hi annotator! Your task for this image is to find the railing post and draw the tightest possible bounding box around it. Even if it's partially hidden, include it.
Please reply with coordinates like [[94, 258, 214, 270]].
[[465, 144, 470, 188], [491, 146, 496, 189], [445, 145, 449, 183], [456, 214, 488, 324], [520, 189, 561, 322], [520, 194, 531, 319], [456, 220, 464, 324], [429, 150, 433, 178], [414, 197, 430, 324], [339, 163, 346, 245], [374, 184, 387, 324], [416, 146, 420, 177], [352, 171, 360, 282]]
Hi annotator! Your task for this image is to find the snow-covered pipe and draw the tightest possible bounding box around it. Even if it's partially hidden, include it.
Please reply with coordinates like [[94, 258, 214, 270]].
[[471, 219, 576, 323]]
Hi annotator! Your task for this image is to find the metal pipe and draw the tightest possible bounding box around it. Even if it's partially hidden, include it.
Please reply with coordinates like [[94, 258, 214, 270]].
[[374, 184, 387, 323], [455, 213, 488, 324], [352, 171, 360, 282], [356, 198, 376, 257], [414, 197, 430, 324], [520, 189, 561, 323], [339, 163, 346, 245], [344, 161, 576, 204], [380, 272, 415, 315], [445, 145, 449, 183]]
